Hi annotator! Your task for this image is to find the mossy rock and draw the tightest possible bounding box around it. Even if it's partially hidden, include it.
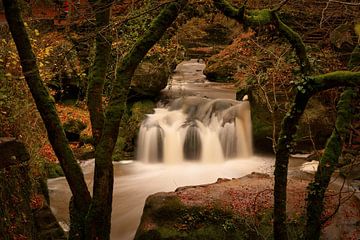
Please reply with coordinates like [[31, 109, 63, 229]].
[[135, 192, 303, 240], [130, 61, 170, 100], [113, 100, 155, 161], [44, 162, 64, 179], [330, 24, 355, 52], [203, 58, 237, 83], [245, 87, 334, 153], [63, 119, 87, 142]]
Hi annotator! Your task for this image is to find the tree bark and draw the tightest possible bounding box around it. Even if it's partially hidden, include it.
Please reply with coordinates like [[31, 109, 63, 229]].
[[85, 1, 188, 238], [213, 0, 311, 75], [274, 13, 311, 75], [274, 72, 360, 240], [348, 44, 360, 70], [2, 0, 92, 238], [274, 91, 311, 240], [305, 88, 355, 240], [87, 0, 113, 146]]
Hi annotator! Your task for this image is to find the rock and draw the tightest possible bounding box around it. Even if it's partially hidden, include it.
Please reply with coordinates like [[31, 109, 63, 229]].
[[45, 161, 65, 179], [33, 198, 67, 240], [113, 100, 155, 161], [0, 138, 36, 239], [330, 24, 355, 52], [129, 62, 170, 100], [63, 118, 87, 142], [136, 172, 360, 240], [244, 88, 334, 153], [202, 23, 233, 45], [203, 58, 237, 82], [0, 137, 30, 168], [0, 138, 66, 239]]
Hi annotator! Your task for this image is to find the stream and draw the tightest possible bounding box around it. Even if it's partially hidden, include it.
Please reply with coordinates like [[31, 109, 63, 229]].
[[48, 59, 307, 240]]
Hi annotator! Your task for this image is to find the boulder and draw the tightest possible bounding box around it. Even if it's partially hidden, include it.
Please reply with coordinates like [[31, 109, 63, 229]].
[[0, 138, 66, 239], [113, 100, 155, 161], [203, 58, 237, 82], [330, 24, 355, 52], [63, 118, 87, 142], [129, 62, 170, 100], [135, 172, 360, 240], [246, 87, 334, 153]]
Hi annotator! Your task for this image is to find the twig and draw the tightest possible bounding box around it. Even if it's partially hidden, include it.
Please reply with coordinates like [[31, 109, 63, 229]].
[[272, 0, 290, 12]]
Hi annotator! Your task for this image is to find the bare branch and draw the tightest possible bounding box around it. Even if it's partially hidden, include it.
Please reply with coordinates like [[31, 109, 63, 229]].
[[272, 0, 290, 12]]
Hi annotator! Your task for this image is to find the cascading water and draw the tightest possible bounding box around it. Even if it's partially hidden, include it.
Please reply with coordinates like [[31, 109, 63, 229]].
[[137, 96, 253, 163], [48, 60, 276, 240]]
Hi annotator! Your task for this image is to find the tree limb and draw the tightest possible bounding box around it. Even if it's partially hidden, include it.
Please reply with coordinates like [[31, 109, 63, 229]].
[[274, 13, 312, 75]]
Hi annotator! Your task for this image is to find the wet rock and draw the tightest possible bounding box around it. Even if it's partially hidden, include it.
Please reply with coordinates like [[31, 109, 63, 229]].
[[238, 87, 334, 153], [203, 58, 237, 82]]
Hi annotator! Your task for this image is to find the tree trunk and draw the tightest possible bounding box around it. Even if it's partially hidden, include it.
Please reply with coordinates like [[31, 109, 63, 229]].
[[274, 72, 360, 240], [87, 0, 113, 146], [274, 92, 311, 240], [2, 0, 91, 238], [305, 88, 355, 240], [85, 1, 188, 238]]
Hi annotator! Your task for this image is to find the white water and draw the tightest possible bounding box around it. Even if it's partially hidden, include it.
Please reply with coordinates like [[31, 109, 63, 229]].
[[48, 60, 274, 240], [137, 97, 253, 163]]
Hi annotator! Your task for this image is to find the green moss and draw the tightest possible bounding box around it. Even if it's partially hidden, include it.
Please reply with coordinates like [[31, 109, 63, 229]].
[[44, 162, 64, 179], [113, 100, 155, 161], [136, 195, 285, 240], [348, 45, 360, 70], [246, 9, 272, 26], [63, 119, 87, 134]]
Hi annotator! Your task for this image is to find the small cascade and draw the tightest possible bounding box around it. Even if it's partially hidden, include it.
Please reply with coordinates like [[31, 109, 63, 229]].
[[137, 96, 253, 164]]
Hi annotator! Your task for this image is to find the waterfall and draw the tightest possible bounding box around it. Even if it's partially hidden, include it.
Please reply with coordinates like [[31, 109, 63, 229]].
[[137, 96, 253, 163]]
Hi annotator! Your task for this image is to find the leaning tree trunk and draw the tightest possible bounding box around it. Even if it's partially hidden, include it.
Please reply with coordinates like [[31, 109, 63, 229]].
[[85, 1, 188, 239], [304, 88, 355, 240], [2, 0, 91, 238]]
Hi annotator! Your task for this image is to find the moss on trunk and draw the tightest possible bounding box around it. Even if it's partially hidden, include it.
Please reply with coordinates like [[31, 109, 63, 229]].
[[274, 74, 360, 240], [87, 0, 113, 146], [85, 1, 189, 238], [2, 0, 91, 237], [212, 0, 309, 76], [274, 13, 311, 75], [304, 90, 355, 240]]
